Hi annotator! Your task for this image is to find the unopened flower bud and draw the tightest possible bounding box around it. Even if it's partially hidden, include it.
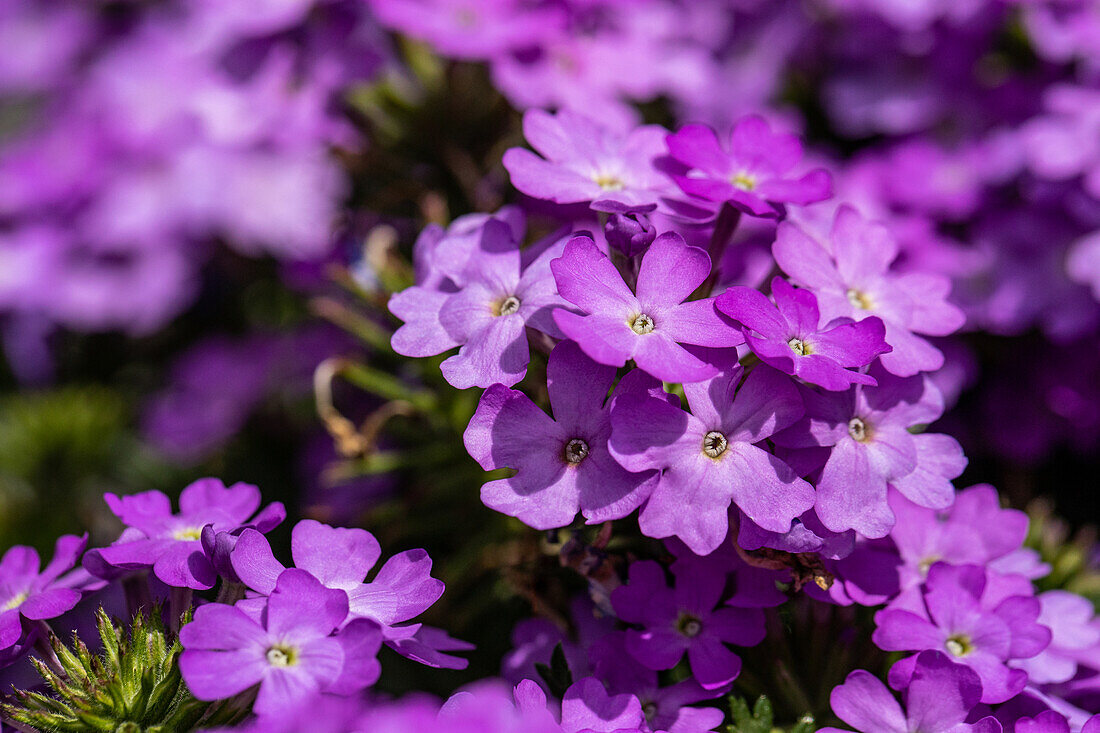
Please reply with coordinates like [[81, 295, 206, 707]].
[[604, 212, 656, 257]]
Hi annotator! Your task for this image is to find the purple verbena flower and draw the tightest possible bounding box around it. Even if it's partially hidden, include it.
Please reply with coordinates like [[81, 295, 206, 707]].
[[717, 276, 891, 390], [665, 115, 832, 218], [1013, 591, 1100, 686], [873, 563, 1052, 704], [179, 568, 383, 717], [610, 362, 813, 554], [820, 650, 1001, 733], [773, 205, 965, 376], [0, 534, 87, 651], [503, 109, 673, 212], [83, 478, 285, 590], [773, 366, 965, 538], [390, 217, 567, 389], [550, 232, 743, 383], [464, 340, 661, 529], [610, 559, 765, 690], [230, 519, 461, 668]]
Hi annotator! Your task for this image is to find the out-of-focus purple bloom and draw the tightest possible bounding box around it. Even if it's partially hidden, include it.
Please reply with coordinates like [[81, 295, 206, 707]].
[[83, 479, 285, 590], [550, 232, 742, 383], [230, 519, 461, 667], [0, 535, 87, 651], [1011, 711, 1100, 733], [611, 559, 765, 690], [390, 217, 567, 388], [665, 116, 831, 218], [717, 277, 890, 391], [873, 563, 1051, 703], [503, 109, 672, 211], [179, 569, 383, 717], [1013, 591, 1100, 685], [464, 340, 660, 529], [773, 205, 965, 376], [369, 0, 564, 60], [773, 367, 964, 538], [610, 362, 813, 555], [1022, 86, 1100, 199], [819, 650, 1000, 733]]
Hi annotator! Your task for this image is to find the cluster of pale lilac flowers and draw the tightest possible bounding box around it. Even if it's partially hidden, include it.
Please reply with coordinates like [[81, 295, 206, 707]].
[[0, 0, 384, 340], [387, 107, 1100, 730]]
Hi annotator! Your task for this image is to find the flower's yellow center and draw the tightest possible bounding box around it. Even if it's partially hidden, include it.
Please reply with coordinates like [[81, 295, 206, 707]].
[[677, 614, 703, 637], [846, 288, 874, 310], [945, 634, 974, 658], [730, 172, 756, 191], [630, 313, 655, 334], [918, 556, 939, 576], [702, 431, 728, 458], [494, 295, 521, 317], [172, 527, 202, 541], [593, 172, 625, 191], [3, 592, 27, 611], [847, 417, 870, 443], [788, 337, 811, 355], [266, 645, 298, 667], [563, 438, 590, 465]]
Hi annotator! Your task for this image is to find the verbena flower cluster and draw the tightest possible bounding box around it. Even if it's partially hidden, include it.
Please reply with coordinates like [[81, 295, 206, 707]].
[[2, 0, 1100, 731]]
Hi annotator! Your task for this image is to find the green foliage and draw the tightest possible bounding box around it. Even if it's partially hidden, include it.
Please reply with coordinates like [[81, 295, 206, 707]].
[[726, 694, 814, 733], [3, 608, 249, 733], [534, 643, 574, 701], [1027, 498, 1100, 607]]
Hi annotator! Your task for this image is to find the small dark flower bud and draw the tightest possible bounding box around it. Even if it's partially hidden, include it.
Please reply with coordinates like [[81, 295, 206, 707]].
[[604, 212, 656, 257]]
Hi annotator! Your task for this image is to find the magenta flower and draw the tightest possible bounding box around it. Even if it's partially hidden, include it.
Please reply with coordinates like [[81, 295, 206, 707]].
[[550, 232, 743, 384], [773, 205, 965, 377], [1013, 712, 1100, 733], [610, 362, 813, 555], [179, 568, 383, 717], [820, 650, 1001, 733], [0, 534, 86, 651], [503, 109, 673, 211], [610, 560, 765, 690], [665, 115, 831, 218], [717, 277, 890, 391], [773, 367, 965, 538], [390, 217, 567, 389], [1013, 590, 1100, 686], [230, 519, 461, 668], [83, 478, 285, 590], [873, 564, 1052, 704], [464, 340, 660, 529]]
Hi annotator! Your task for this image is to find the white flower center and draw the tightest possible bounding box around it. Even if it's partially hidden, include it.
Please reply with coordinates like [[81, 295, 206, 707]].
[[847, 417, 869, 442], [678, 615, 703, 637], [266, 646, 296, 667], [630, 313, 655, 334], [846, 288, 873, 310], [702, 431, 728, 458], [945, 634, 973, 657], [496, 295, 521, 316], [563, 438, 590, 465], [788, 337, 810, 355]]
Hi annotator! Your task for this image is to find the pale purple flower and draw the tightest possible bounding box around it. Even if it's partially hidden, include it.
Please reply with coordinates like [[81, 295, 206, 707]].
[[610, 362, 813, 554], [179, 568, 383, 717], [368, 0, 564, 61], [773, 205, 965, 376], [550, 232, 743, 384], [820, 650, 1001, 733], [0, 535, 87, 651], [503, 109, 673, 211], [873, 563, 1052, 704], [665, 115, 832, 218], [773, 366, 965, 538], [1012, 711, 1100, 733], [1068, 229, 1100, 303], [83, 479, 285, 590], [390, 217, 567, 389], [464, 340, 661, 529], [230, 519, 461, 667], [717, 276, 891, 391], [1021, 86, 1100, 198], [1013, 591, 1100, 685], [610, 559, 765, 690]]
